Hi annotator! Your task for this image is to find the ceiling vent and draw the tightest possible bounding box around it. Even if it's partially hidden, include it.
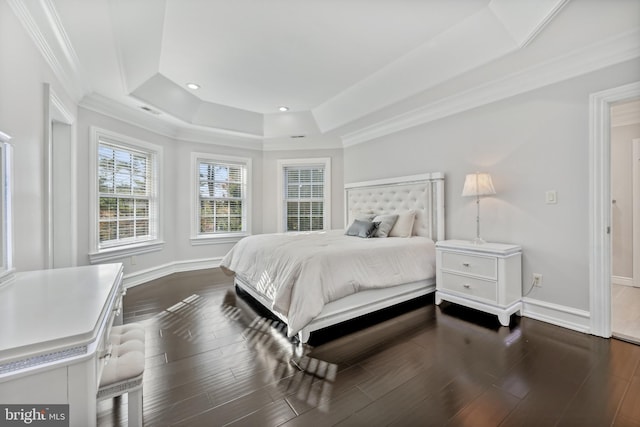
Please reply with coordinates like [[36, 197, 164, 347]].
[[140, 106, 161, 115]]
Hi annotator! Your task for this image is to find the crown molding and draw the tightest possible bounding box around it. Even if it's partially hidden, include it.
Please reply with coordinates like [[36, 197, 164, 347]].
[[81, 92, 340, 152], [49, 87, 75, 124], [80, 93, 263, 151], [80, 93, 176, 135], [342, 29, 640, 147], [489, 0, 569, 49], [173, 126, 263, 151], [7, 0, 89, 102], [262, 135, 343, 152], [519, 0, 568, 48]]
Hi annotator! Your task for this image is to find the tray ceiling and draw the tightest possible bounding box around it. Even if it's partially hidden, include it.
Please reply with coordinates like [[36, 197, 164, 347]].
[[9, 0, 640, 148]]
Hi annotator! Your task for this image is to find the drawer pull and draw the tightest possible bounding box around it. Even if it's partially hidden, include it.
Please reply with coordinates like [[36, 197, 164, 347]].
[[462, 262, 470, 267], [100, 344, 113, 362], [463, 284, 471, 289]]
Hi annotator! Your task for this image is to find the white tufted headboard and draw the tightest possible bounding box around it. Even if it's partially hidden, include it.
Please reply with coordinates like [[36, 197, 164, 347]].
[[344, 173, 445, 241]]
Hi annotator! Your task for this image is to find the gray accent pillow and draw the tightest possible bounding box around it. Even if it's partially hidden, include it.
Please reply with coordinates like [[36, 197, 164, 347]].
[[345, 219, 380, 238], [373, 214, 399, 238]]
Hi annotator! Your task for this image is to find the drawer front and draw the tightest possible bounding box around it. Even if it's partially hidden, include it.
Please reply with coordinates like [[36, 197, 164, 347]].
[[441, 251, 496, 279], [440, 272, 497, 303]]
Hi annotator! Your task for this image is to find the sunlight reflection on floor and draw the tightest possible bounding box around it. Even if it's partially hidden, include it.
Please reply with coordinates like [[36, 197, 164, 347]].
[[221, 290, 339, 411]]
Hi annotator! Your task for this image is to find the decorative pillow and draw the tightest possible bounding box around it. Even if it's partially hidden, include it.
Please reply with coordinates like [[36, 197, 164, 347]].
[[372, 214, 399, 238], [388, 210, 416, 238], [350, 210, 375, 222], [345, 219, 381, 238]]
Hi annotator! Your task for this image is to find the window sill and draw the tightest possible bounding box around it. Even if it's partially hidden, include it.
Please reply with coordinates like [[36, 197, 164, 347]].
[[190, 233, 248, 246], [89, 240, 165, 264]]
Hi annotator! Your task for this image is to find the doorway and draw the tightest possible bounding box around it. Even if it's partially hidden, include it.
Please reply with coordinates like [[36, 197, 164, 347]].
[[589, 81, 640, 339], [610, 101, 640, 343]]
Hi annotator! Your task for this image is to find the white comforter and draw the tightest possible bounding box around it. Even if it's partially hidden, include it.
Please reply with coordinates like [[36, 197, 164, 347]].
[[220, 230, 436, 337]]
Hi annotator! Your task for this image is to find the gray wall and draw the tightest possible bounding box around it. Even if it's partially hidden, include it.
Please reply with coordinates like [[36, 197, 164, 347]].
[[344, 58, 640, 312], [0, 0, 77, 272], [76, 108, 267, 276]]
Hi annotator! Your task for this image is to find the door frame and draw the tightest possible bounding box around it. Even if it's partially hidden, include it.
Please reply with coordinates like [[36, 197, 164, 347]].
[[44, 84, 77, 269], [589, 81, 640, 338], [634, 138, 640, 287]]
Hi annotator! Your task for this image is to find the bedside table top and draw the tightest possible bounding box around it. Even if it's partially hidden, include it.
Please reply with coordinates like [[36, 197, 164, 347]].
[[436, 239, 522, 256]]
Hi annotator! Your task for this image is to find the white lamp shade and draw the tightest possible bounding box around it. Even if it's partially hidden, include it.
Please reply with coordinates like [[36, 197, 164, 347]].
[[462, 173, 496, 197]]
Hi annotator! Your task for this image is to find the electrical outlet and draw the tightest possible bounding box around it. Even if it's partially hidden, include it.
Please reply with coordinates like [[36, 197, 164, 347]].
[[131, 255, 137, 265], [533, 273, 543, 287]]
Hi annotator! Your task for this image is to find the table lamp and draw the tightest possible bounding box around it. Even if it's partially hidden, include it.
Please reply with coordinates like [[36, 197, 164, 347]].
[[462, 172, 495, 244]]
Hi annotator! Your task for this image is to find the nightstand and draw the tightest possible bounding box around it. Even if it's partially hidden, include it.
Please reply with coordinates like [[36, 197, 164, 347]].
[[435, 239, 522, 326]]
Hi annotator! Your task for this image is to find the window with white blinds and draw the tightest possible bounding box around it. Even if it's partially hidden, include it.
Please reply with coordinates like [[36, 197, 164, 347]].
[[98, 142, 155, 246], [278, 158, 331, 232], [90, 127, 162, 260], [198, 160, 247, 234]]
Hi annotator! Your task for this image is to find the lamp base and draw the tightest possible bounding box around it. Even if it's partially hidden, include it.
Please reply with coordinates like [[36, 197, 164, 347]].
[[470, 237, 487, 245]]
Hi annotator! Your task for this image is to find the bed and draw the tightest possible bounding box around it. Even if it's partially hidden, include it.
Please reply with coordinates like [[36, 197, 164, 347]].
[[221, 172, 445, 343]]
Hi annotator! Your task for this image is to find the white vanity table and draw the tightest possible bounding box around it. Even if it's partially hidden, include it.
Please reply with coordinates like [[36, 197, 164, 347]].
[[0, 263, 124, 427]]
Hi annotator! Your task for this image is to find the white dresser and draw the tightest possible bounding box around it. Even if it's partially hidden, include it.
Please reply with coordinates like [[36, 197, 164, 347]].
[[435, 240, 522, 326], [0, 263, 124, 427]]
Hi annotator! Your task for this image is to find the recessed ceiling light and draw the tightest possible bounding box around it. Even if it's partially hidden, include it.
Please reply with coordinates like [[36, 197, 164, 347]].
[[186, 83, 200, 90], [278, 106, 289, 112]]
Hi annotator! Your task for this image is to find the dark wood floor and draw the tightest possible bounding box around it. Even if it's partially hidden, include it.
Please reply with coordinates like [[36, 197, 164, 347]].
[[98, 269, 640, 426]]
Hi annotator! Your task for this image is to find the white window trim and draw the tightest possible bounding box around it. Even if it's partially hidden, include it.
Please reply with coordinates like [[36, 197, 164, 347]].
[[190, 152, 252, 246], [277, 157, 331, 233], [88, 127, 164, 263], [0, 131, 14, 285]]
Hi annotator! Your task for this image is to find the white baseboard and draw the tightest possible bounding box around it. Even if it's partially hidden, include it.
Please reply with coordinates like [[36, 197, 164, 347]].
[[123, 257, 223, 288], [612, 275, 634, 287], [521, 297, 591, 334], [122, 260, 596, 337]]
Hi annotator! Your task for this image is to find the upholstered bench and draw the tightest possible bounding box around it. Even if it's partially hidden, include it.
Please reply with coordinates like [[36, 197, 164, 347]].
[[97, 323, 145, 427]]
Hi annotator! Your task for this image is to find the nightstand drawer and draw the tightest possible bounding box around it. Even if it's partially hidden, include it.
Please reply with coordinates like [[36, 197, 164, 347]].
[[440, 272, 497, 303], [441, 251, 497, 279]]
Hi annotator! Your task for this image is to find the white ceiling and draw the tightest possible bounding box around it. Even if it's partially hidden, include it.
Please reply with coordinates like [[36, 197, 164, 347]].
[[12, 0, 640, 147], [160, 0, 492, 114]]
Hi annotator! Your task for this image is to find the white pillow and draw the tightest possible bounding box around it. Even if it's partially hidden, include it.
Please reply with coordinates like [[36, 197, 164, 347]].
[[388, 210, 416, 238]]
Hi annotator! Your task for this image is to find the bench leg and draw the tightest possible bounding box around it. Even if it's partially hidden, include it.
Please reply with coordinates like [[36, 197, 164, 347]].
[[128, 389, 143, 427]]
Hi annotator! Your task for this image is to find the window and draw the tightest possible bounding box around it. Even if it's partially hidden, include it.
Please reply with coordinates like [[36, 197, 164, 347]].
[[90, 127, 162, 262], [98, 143, 153, 244], [0, 131, 13, 283], [191, 153, 251, 244], [277, 158, 331, 232]]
